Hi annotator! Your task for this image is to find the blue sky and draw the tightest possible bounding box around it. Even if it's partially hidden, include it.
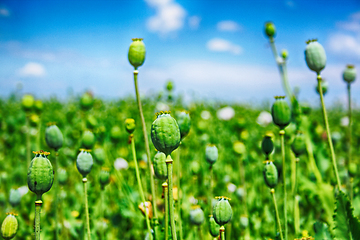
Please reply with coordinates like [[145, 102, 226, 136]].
[[0, 0, 360, 106]]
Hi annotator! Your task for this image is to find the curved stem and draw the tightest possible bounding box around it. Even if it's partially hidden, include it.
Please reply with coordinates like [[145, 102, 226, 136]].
[[271, 189, 284, 240], [83, 178, 91, 240], [35, 200, 42, 240], [317, 75, 341, 190], [166, 155, 177, 240], [280, 130, 287, 240], [176, 147, 183, 240], [163, 182, 169, 240], [133, 70, 159, 237], [130, 134, 152, 235]]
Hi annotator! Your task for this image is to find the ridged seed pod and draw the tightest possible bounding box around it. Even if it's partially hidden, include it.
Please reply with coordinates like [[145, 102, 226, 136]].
[[76, 149, 93, 177], [125, 118, 136, 134], [213, 197, 232, 226], [93, 148, 106, 165], [45, 124, 63, 151], [151, 112, 180, 156], [1, 213, 18, 240], [176, 111, 191, 140], [128, 38, 146, 69], [209, 215, 220, 237], [291, 132, 306, 157], [264, 22, 276, 38], [21, 94, 34, 112], [153, 151, 167, 180], [81, 130, 95, 149], [343, 64, 356, 84], [263, 161, 278, 189], [271, 96, 291, 130], [27, 151, 54, 199], [261, 132, 274, 156], [189, 206, 205, 225], [205, 144, 218, 165], [305, 39, 326, 74]]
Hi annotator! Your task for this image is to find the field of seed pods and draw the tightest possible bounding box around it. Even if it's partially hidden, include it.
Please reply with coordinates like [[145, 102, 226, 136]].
[[1, 22, 360, 240]]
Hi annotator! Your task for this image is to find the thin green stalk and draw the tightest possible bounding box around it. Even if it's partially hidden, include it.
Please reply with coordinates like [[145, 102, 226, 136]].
[[83, 178, 91, 240], [293, 158, 300, 236], [269, 38, 294, 102], [133, 70, 159, 237], [54, 151, 59, 240], [101, 188, 105, 240], [35, 200, 42, 240], [130, 134, 152, 236], [208, 166, 213, 214], [219, 226, 225, 240], [271, 189, 284, 240], [166, 155, 177, 240], [347, 83, 353, 201], [279, 130, 287, 240], [350, 178, 354, 203], [26, 115, 31, 168], [317, 75, 342, 190], [176, 147, 183, 240], [162, 182, 169, 240]]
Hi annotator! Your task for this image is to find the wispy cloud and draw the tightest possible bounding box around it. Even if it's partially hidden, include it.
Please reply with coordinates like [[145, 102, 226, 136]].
[[217, 20, 242, 32], [145, 0, 186, 36], [327, 34, 360, 58], [18, 62, 46, 78], [336, 11, 360, 32], [0, 7, 10, 17], [207, 38, 242, 55], [188, 16, 201, 30]]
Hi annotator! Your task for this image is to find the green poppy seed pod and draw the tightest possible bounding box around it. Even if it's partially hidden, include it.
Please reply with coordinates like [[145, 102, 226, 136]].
[[315, 79, 328, 96], [1, 213, 18, 240], [99, 168, 110, 188], [233, 141, 246, 155], [128, 38, 146, 69], [305, 39, 326, 74], [153, 151, 168, 180], [21, 94, 35, 112], [205, 144, 218, 165], [264, 22, 276, 38], [57, 168, 68, 185], [125, 118, 136, 134], [86, 115, 98, 129], [76, 149, 93, 177], [263, 161, 278, 188], [81, 130, 95, 149], [151, 112, 180, 156], [45, 124, 63, 151], [213, 197, 232, 226], [343, 64, 356, 84], [110, 126, 122, 143], [34, 100, 43, 114], [9, 189, 21, 207], [281, 49, 288, 60], [209, 215, 220, 237], [27, 151, 54, 199], [291, 132, 306, 157], [261, 132, 274, 156], [80, 92, 94, 111], [166, 80, 174, 92], [93, 148, 106, 165], [348, 162, 357, 178], [271, 96, 291, 130], [189, 206, 205, 225], [176, 111, 191, 139]]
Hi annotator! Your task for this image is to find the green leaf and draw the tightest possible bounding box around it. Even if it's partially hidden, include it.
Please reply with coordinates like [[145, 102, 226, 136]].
[[314, 221, 331, 240], [333, 190, 360, 240]]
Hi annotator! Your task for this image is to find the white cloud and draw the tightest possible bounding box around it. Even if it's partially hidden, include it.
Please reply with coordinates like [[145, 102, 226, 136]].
[[327, 33, 360, 58], [285, 0, 295, 8], [217, 21, 241, 32], [207, 38, 242, 55], [145, 0, 186, 36], [0, 8, 9, 17], [188, 16, 201, 30], [337, 11, 360, 32], [18, 62, 46, 77]]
